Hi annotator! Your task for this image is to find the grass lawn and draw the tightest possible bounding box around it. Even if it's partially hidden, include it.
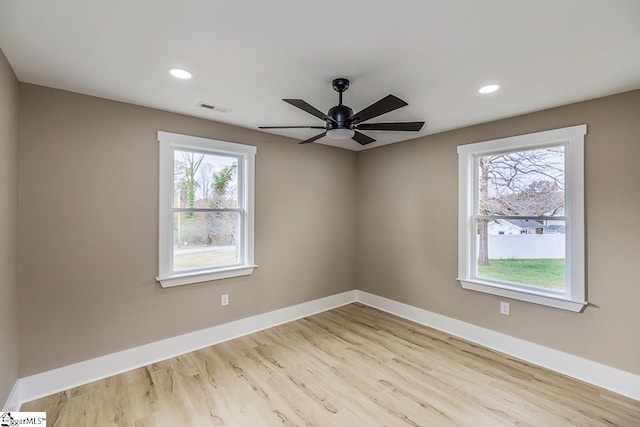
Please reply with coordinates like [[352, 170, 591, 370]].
[[174, 248, 238, 270], [477, 259, 565, 290]]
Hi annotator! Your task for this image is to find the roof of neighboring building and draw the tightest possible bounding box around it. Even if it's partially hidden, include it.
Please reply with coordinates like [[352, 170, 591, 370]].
[[546, 224, 566, 233], [494, 219, 544, 229]]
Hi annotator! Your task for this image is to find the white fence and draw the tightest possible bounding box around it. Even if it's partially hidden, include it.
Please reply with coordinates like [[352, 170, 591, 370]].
[[478, 234, 565, 259]]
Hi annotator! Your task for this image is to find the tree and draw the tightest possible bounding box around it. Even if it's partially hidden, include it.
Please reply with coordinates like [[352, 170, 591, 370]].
[[174, 152, 204, 246], [205, 163, 238, 246], [494, 180, 564, 217], [477, 148, 564, 266], [180, 153, 204, 209], [212, 163, 237, 205], [198, 163, 213, 204]]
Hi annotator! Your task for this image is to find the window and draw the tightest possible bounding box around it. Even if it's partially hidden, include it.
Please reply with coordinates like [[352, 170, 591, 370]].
[[156, 131, 257, 287], [457, 125, 586, 311]]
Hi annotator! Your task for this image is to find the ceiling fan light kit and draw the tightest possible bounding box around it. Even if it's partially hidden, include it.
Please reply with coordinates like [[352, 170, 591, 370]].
[[326, 128, 355, 140], [260, 78, 425, 146]]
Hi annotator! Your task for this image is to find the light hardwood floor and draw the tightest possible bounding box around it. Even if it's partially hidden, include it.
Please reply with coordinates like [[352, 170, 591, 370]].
[[22, 303, 640, 426]]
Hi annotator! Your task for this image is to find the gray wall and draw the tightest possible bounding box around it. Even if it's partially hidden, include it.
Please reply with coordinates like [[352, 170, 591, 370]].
[[0, 49, 19, 404], [18, 84, 357, 376], [357, 90, 640, 374], [14, 81, 640, 380]]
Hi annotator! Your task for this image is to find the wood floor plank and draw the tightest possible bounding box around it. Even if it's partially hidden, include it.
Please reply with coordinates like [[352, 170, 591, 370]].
[[22, 303, 640, 426]]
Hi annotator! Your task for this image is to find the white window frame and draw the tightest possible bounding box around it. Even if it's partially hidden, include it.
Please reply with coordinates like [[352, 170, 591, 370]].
[[156, 131, 257, 288], [457, 125, 586, 312]]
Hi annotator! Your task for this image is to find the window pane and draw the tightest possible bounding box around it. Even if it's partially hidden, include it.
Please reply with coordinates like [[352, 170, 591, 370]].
[[477, 146, 565, 217], [476, 219, 565, 291], [173, 211, 241, 271], [173, 150, 239, 209]]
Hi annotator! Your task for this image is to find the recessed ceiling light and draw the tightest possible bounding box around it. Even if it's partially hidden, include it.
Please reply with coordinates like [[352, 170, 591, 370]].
[[478, 84, 500, 94], [169, 68, 193, 80]]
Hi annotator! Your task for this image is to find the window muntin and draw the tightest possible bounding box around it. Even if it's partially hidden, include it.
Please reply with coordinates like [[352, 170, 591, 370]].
[[157, 132, 256, 287], [457, 125, 586, 312]]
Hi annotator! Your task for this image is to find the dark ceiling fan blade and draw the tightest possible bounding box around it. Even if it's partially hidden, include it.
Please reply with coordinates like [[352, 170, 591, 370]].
[[283, 99, 335, 123], [298, 132, 326, 144], [351, 131, 376, 145], [356, 121, 425, 132], [259, 126, 326, 129], [348, 95, 408, 125]]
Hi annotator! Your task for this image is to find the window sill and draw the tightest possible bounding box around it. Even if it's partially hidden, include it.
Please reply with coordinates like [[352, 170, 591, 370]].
[[157, 265, 258, 288], [458, 278, 587, 312]]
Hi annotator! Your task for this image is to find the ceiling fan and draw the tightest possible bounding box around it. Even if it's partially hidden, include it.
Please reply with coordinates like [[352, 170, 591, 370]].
[[259, 78, 425, 145]]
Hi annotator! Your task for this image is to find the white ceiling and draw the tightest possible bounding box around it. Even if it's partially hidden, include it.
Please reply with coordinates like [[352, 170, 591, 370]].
[[1, 1, 639, 151]]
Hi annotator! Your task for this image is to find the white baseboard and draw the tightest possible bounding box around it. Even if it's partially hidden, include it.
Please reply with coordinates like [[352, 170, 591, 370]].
[[18, 290, 358, 404], [356, 290, 640, 401], [2, 380, 21, 411], [14, 289, 639, 408]]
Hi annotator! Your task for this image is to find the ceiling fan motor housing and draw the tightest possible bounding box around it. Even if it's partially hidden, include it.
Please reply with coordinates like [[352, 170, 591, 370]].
[[327, 105, 354, 130]]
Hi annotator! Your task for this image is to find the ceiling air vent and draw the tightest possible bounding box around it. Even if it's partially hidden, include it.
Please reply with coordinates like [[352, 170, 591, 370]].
[[197, 102, 230, 113]]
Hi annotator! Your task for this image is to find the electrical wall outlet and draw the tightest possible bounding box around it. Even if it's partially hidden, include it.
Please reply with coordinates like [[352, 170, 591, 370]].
[[221, 294, 229, 306], [500, 301, 510, 315]]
